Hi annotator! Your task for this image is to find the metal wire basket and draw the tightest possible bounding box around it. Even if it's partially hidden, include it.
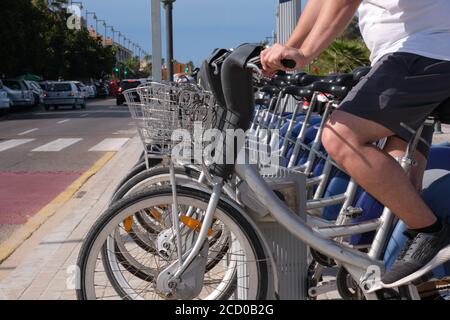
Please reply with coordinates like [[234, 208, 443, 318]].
[[124, 81, 217, 156]]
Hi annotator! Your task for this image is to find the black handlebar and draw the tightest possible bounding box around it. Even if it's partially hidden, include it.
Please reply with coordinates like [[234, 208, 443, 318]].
[[281, 59, 296, 69]]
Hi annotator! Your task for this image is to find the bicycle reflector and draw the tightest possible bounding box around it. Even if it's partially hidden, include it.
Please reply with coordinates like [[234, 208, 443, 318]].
[[180, 215, 213, 237]]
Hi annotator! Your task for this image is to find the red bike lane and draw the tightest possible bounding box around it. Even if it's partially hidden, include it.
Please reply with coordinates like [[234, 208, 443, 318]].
[[0, 171, 82, 225]]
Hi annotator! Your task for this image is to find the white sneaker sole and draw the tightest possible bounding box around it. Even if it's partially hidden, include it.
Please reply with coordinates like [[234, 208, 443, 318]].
[[367, 244, 450, 293]]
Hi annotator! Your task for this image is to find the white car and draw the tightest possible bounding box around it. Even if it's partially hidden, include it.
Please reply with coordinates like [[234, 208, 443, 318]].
[[0, 80, 11, 113], [44, 81, 86, 110], [84, 84, 96, 98], [2, 79, 34, 108], [24, 80, 45, 106], [74, 81, 89, 99]]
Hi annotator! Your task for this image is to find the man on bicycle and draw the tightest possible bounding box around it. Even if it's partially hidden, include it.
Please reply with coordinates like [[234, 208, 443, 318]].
[[261, 0, 450, 285]]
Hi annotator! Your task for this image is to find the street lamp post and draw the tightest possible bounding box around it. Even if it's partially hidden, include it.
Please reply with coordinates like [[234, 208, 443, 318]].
[[161, 0, 175, 81], [70, 0, 83, 10], [126, 39, 132, 59], [96, 19, 106, 42], [133, 43, 137, 58], [85, 11, 95, 30], [107, 26, 115, 44], [104, 22, 108, 45], [151, 0, 162, 81]]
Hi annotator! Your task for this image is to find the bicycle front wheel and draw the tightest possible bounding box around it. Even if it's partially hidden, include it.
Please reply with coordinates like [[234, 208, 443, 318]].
[[76, 186, 269, 300]]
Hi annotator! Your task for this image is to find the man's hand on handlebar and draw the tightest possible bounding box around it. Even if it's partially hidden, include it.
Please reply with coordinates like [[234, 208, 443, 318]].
[[260, 43, 308, 76]]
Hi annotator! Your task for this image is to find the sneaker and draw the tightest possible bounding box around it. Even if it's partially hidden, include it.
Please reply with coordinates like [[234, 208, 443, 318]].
[[381, 221, 450, 285]]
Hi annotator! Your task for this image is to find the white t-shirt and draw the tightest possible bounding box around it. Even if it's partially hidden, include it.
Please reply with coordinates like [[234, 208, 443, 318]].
[[358, 0, 450, 65]]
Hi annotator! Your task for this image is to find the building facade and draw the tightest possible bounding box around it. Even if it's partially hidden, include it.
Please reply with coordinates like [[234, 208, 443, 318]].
[[276, 0, 302, 44]]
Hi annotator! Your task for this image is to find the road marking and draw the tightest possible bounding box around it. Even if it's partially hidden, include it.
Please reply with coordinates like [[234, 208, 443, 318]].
[[32, 138, 82, 152], [18, 128, 39, 136], [89, 138, 130, 152], [0, 139, 35, 152], [0, 152, 115, 263], [57, 119, 70, 124], [32, 110, 129, 116], [80, 113, 88, 117]]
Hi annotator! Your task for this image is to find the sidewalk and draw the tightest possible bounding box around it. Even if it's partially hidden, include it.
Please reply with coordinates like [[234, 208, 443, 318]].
[[0, 127, 448, 300], [0, 136, 142, 300], [432, 124, 450, 145]]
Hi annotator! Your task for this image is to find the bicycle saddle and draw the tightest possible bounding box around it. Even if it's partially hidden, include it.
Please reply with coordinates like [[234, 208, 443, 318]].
[[260, 85, 281, 95], [352, 66, 371, 82], [267, 78, 289, 88], [333, 73, 357, 87], [273, 71, 293, 83], [310, 81, 350, 100], [273, 71, 307, 85], [283, 85, 314, 100], [432, 98, 450, 124], [297, 74, 339, 86]]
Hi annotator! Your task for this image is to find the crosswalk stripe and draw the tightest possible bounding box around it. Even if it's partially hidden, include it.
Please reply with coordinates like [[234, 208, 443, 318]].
[[32, 138, 82, 152], [0, 139, 35, 152], [18, 128, 39, 136], [89, 138, 129, 152]]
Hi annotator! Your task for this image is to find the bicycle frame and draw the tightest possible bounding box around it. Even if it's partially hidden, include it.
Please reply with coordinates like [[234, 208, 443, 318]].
[[166, 118, 428, 299]]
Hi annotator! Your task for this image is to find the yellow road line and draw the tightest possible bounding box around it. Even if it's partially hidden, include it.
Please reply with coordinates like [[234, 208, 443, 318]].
[[0, 152, 115, 264]]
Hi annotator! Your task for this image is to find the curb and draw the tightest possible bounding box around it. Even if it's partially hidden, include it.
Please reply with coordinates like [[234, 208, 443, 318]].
[[0, 152, 115, 264]]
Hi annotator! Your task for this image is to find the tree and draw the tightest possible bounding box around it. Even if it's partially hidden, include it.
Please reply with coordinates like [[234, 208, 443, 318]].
[[342, 16, 362, 40], [310, 39, 370, 75], [0, 0, 117, 80], [307, 17, 370, 75], [122, 57, 150, 79]]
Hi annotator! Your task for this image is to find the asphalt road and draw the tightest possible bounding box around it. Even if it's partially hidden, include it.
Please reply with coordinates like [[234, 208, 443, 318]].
[[0, 98, 137, 242]]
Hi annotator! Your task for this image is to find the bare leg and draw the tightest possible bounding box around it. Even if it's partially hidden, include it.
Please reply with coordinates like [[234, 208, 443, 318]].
[[322, 110, 436, 229], [383, 136, 428, 192]]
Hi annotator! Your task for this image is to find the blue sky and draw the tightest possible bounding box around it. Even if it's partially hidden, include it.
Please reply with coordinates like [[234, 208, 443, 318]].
[[82, 0, 296, 66]]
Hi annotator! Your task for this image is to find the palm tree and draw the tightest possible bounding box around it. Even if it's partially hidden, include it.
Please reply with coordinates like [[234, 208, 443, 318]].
[[311, 39, 370, 74]]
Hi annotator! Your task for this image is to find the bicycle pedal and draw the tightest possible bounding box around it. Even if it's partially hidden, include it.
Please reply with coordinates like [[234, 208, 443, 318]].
[[343, 206, 364, 219], [308, 280, 337, 298]]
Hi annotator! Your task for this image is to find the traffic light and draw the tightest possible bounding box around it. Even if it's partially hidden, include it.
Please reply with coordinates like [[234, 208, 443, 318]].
[[114, 67, 119, 73], [185, 66, 189, 74], [124, 70, 128, 77]]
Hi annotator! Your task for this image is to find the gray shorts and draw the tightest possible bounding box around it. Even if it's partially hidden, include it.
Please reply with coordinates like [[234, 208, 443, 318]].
[[339, 52, 450, 156]]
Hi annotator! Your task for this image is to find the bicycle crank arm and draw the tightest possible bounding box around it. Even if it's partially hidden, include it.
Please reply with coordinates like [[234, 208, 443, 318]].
[[308, 280, 337, 298]]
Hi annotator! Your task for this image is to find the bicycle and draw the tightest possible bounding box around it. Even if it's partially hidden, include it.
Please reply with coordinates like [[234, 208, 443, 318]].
[[77, 44, 450, 300]]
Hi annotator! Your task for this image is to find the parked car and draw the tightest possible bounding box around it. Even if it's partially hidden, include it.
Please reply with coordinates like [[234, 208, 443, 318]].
[[84, 83, 96, 98], [2, 79, 34, 108], [74, 81, 89, 99], [94, 81, 109, 98], [38, 81, 50, 91], [43, 81, 86, 110], [116, 79, 144, 105], [24, 80, 45, 106], [0, 80, 12, 114]]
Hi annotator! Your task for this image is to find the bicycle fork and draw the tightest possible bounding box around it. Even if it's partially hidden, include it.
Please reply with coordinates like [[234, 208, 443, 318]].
[[157, 175, 224, 299]]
